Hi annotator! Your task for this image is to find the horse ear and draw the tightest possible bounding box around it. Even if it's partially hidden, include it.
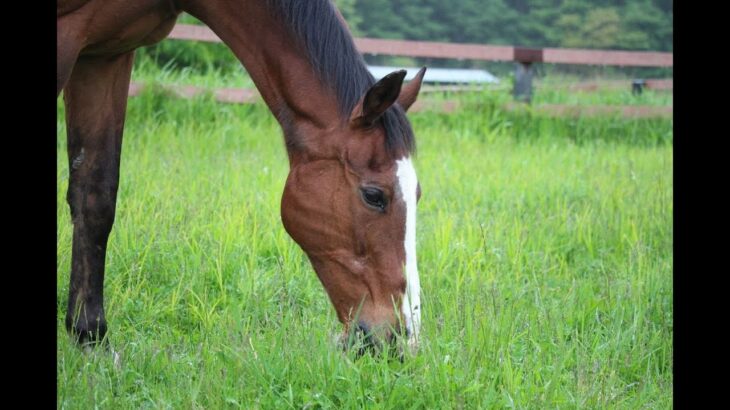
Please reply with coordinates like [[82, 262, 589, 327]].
[[397, 67, 426, 112], [352, 70, 406, 128]]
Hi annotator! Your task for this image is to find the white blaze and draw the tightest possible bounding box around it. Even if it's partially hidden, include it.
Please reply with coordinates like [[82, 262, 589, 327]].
[[396, 157, 421, 346]]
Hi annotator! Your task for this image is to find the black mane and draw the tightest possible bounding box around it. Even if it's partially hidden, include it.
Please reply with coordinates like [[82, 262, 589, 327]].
[[265, 0, 415, 156]]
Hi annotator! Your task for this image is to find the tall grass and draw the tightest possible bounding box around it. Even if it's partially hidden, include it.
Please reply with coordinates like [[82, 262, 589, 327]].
[[57, 82, 672, 408]]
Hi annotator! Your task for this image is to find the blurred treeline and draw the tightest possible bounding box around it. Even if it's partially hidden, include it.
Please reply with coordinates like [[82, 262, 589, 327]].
[[136, 0, 672, 78], [340, 0, 672, 51]]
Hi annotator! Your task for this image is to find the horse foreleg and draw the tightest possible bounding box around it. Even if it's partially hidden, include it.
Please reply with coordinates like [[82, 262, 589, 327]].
[[57, 14, 84, 96], [63, 51, 134, 347]]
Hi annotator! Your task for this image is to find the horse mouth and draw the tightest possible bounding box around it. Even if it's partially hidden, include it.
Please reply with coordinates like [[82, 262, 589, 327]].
[[337, 321, 416, 359]]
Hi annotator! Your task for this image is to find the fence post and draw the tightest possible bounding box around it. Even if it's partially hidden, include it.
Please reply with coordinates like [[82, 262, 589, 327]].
[[632, 79, 646, 95], [514, 62, 534, 103], [513, 47, 544, 104]]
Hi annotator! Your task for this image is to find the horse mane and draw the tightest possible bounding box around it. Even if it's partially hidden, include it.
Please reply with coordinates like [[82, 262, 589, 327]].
[[265, 0, 415, 156]]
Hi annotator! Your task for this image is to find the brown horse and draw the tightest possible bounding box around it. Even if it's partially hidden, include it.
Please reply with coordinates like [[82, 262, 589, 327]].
[[57, 0, 425, 352]]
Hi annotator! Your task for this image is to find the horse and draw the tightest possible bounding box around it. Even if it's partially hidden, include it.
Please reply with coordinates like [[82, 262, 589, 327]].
[[57, 0, 425, 353]]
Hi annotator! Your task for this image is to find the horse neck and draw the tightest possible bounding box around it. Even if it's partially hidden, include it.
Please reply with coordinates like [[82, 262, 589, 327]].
[[182, 0, 343, 158]]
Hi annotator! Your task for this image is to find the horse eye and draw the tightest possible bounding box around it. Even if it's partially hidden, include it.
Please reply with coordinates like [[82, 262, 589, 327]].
[[360, 187, 387, 211]]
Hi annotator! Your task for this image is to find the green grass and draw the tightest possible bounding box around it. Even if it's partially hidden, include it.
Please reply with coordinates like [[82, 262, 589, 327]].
[[57, 77, 672, 408]]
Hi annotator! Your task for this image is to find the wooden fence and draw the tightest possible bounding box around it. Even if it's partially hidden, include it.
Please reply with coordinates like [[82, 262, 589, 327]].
[[131, 23, 673, 117], [168, 24, 672, 67]]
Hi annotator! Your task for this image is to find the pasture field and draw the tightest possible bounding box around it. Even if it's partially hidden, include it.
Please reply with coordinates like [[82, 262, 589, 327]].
[[57, 73, 672, 408]]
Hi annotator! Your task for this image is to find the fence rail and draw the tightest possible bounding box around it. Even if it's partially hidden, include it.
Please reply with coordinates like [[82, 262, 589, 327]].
[[146, 23, 673, 116], [168, 24, 673, 67], [128, 81, 671, 118]]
